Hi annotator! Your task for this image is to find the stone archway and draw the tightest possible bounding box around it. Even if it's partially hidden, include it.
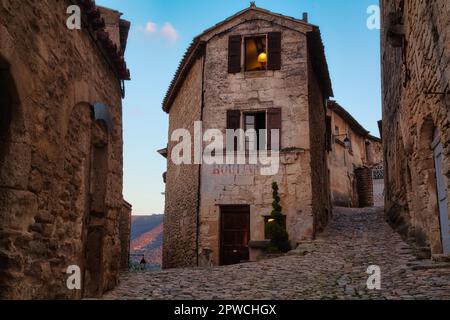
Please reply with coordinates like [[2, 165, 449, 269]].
[[0, 55, 32, 299], [0, 56, 28, 188], [0, 59, 13, 171], [0, 55, 14, 298], [61, 102, 95, 299], [62, 102, 113, 298], [83, 119, 109, 297], [416, 117, 445, 254]]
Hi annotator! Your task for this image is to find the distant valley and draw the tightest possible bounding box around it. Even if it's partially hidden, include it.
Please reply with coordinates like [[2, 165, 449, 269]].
[[130, 214, 164, 270]]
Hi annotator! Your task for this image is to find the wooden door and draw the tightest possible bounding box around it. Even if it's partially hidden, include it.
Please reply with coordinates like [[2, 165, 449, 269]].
[[432, 131, 450, 254], [220, 205, 250, 265]]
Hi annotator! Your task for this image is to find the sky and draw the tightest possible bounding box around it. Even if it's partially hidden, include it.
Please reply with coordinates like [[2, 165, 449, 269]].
[[95, 0, 382, 215]]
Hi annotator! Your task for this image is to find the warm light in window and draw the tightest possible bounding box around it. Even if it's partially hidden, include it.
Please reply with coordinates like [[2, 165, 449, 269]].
[[258, 52, 267, 63], [245, 36, 267, 71], [268, 218, 275, 223]]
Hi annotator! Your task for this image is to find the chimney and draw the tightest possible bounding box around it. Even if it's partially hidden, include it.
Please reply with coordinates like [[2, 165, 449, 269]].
[[98, 7, 123, 50], [302, 12, 309, 23]]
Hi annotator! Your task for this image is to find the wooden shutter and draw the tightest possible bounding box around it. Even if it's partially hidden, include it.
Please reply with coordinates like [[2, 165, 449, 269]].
[[227, 110, 241, 130], [228, 36, 242, 73], [227, 110, 241, 151], [326, 116, 332, 151], [267, 108, 282, 150], [267, 32, 281, 70]]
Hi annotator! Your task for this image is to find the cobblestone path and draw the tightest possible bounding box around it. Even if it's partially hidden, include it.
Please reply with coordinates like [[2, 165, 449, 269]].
[[104, 207, 450, 300]]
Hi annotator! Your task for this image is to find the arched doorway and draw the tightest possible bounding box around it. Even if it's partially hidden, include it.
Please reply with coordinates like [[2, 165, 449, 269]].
[[432, 129, 450, 254], [0, 55, 29, 299], [0, 57, 17, 183], [63, 103, 111, 298], [0, 55, 14, 298], [83, 119, 109, 297]]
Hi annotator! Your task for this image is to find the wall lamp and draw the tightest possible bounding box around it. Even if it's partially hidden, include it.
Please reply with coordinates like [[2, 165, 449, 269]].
[[333, 134, 352, 150]]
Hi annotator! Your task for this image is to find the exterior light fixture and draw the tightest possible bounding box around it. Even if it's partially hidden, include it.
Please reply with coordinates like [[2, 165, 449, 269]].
[[343, 137, 352, 150], [333, 134, 352, 150], [258, 52, 267, 63]]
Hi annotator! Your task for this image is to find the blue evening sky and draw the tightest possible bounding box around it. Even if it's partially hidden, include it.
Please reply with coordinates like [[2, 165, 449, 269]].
[[95, 0, 381, 215]]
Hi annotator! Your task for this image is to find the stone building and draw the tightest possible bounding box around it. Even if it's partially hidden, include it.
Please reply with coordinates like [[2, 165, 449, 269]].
[[327, 101, 383, 207], [381, 0, 450, 257], [161, 5, 334, 268], [0, 1, 131, 299]]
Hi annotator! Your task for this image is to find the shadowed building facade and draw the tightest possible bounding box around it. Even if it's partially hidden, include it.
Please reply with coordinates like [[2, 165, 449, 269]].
[[0, 0, 131, 299], [381, 0, 450, 258]]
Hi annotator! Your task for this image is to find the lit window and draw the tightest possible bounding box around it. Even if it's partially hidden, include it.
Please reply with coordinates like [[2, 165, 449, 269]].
[[245, 36, 267, 71]]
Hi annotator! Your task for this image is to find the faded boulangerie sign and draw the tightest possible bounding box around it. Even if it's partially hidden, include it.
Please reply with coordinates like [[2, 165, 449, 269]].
[[211, 164, 260, 176]]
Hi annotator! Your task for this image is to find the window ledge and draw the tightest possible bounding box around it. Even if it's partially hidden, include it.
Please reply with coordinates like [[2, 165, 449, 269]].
[[244, 70, 273, 78]]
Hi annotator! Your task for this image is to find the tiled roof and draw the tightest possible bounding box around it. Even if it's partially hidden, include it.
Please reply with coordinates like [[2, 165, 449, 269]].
[[328, 100, 377, 139]]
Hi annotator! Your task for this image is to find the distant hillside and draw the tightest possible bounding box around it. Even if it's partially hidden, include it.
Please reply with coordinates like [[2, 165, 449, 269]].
[[131, 215, 164, 240], [130, 215, 163, 270]]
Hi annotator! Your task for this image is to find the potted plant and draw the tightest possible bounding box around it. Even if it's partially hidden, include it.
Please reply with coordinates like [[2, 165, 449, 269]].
[[265, 182, 291, 253]]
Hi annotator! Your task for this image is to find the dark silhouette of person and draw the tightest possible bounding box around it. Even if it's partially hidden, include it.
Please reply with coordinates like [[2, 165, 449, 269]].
[[140, 255, 147, 271]]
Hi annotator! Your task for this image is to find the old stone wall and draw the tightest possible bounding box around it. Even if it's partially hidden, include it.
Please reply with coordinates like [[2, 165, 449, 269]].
[[367, 138, 384, 165], [163, 57, 203, 269], [120, 201, 132, 271], [198, 19, 317, 266], [381, 0, 450, 255], [308, 59, 331, 233], [0, 0, 129, 299]]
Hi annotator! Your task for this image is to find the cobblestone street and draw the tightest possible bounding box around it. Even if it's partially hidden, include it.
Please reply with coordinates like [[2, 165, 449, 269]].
[[104, 207, 450, 300]]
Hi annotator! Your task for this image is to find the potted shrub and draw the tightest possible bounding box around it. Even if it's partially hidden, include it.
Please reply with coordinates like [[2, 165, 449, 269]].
[[265, 182, 291, 253]]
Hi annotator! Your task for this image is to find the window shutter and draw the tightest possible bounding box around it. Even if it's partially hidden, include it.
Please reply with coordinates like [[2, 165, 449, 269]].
[[326, 116, 332, 151], [228, 36, 242, 73], [267, 32, 281, 70], [227, 110, 241, 151], [267, 108, 282, 150], [227, 110, 241, 130]]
